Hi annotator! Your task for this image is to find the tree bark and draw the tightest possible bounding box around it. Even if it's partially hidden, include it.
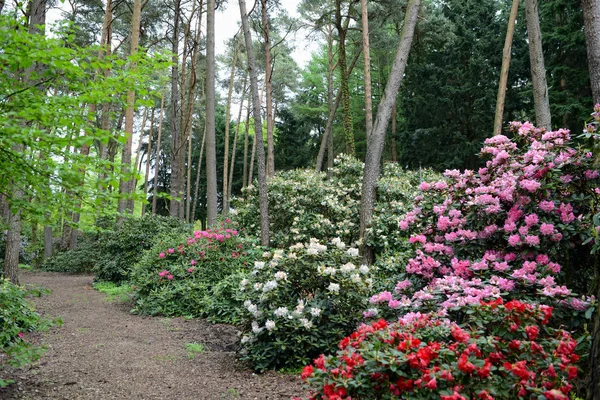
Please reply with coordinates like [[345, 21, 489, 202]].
[[242, 96, 251, 189], [184, 3, 203, 222], [335, 0, 355, 155], [391, 98, 398, 162], [129, 107, 148, 213], [359, 0, 421, 265], [361, 0, 373, 138], [142, 108, 154, 217], [239, 0, 270, 246], [43, 226, 52, 259], [247, 82, 265, 187], [152, 92, 166, 215], [261, 0, 275, 177], [229, 77, 248, 205], [493, 0, 520, 136], [117, 0, 142, 221], [206, 0, 218, 226], [169, 0, 182, 218], [191, 125, 207, 223], [525, 0, 552, 130], [223, 37, 240, 216], [583, 0, 600, 104]]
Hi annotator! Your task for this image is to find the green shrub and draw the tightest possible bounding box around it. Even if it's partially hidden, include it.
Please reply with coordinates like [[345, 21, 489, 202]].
[[94, 215, 190, 282], [0, 279, 56, 387], [238, 238, 373, 371], [234, 155, 438, 254], [130, 220, 259, 318], [39, 233, 98, 273]]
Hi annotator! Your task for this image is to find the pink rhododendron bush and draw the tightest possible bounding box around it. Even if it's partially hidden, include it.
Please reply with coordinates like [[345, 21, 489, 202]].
[[301, 300, 579, 400], [365, 121, 597, 325], [130, 220, 259, 321], [300, 114, 600, 399]]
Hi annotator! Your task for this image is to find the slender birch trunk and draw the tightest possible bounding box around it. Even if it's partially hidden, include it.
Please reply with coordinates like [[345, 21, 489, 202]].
[[152, 92, 166, 215], [261, 0, 275, 177], [142, 108, 155, 216], [223, 37, 240, 216], [191, 125, 207, 223], [229, 78, 248, 203], [493, 0, 520, 136]]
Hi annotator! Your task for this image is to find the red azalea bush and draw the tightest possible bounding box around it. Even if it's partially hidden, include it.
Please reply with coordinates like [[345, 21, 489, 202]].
[[365, 118, 598, 326], [301, 300, 579, 400]]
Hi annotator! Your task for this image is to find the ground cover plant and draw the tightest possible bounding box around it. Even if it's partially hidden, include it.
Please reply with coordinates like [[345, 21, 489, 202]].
[[130, 220, 259, 321], [0, 279, 57, 387]]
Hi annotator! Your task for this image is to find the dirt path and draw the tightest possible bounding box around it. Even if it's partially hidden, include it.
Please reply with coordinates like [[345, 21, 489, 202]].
[[1, 272, 304, 400]]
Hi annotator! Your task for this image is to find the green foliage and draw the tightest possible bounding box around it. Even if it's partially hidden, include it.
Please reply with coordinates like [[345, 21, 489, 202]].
[[0, 279, 57, 387], [40, 233, 99, 274], [238, 240, 373, 371], [92, 281, 132, 303], [0, 15, 170, 225], [94, 215, 190, 283], [130, 221, 259, 318], [235, 154, 439, 254]]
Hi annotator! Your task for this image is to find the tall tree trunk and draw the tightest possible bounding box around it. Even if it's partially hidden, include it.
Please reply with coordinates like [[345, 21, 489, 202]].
[[229, 78, 248, 203], [239, 0, 270, 246], [169, 0, 182, 218], [248, 82, 265, 187], [223, 37, 240, 216], [129, 107, 148, 213], [583, 0, 600, 104], [525, 0, 551, 130], [316, 48, 363, 172], [493, 0, 520, 136], [142, 108, 154, 217], [585, 3, 600, 398], [117, 0, 142, 221], [261, 0, 275, 177], [361, 0, 373, 138], [242, 97, 251, 189], [335, 0, 354, 155], [191, 125, 207, 223], [206, 0, 218, 226], [152, 92, 166, 215], [184, 3, 203, 222], [43, 226, 52, 259], [391, 98, 398, 162], [326, 24, 335, 174], [359, 0, 421, 265]]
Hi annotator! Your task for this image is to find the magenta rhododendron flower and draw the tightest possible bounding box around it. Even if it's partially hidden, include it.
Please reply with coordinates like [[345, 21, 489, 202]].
[[159, 252, 165, 259]]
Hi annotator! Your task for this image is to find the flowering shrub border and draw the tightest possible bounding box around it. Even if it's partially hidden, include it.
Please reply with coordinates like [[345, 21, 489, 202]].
[[301, 300, 579, 400]]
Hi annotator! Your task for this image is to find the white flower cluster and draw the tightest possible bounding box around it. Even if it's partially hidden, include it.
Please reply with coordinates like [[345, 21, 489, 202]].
[[262, 280, 278, 292], [306, 238, 327, 255], [331, 237, 346, 249]]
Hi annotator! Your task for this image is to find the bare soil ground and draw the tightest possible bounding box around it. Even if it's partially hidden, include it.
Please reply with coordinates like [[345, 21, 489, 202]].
[[1, 272, 305, 400]]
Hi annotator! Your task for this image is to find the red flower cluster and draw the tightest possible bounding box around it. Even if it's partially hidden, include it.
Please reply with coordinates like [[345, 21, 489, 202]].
[[301, 302, 580, 400]]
